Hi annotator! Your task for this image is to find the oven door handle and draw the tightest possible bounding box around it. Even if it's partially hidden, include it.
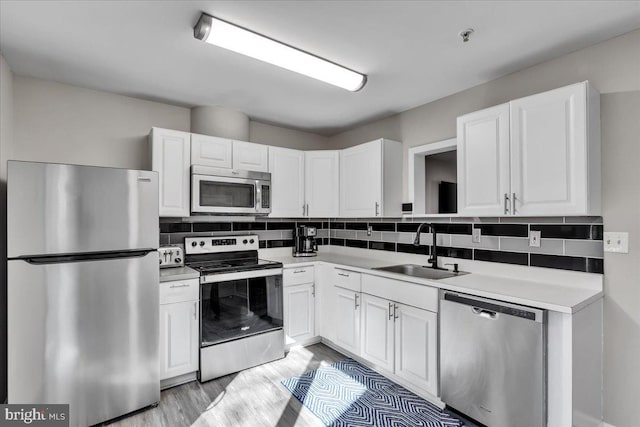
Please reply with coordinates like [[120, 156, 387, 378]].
[[200, 268, 283, 284]]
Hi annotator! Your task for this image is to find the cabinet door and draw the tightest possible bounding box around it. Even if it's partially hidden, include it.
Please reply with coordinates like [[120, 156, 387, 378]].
[[283, 283, 315, 346], [233, 140, 269, 172], [159, 300, 199, 380], [394, 304, 438, 396], [334, 287, 361, 355], [510, 83, 587, 215], [340, 140, 382, 217], [151, 128, 191, 217], [269, 146, 305, 217], [457, 104, 511, 216], [191, 134, 232, 168], [305, 151, 340, 217], [361, 294, 394, 372]]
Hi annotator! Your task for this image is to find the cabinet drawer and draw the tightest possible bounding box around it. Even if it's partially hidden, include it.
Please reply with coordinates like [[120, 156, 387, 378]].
[[333, 268, 361, 292], [284, 266, 314, 286], [362, 274, 438, 313], [160, 278, 199, 304]]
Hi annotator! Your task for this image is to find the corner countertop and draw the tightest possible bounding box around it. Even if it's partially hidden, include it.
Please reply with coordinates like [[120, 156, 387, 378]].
[[262, 250, 603, 314], [159, 266, 200, 283]]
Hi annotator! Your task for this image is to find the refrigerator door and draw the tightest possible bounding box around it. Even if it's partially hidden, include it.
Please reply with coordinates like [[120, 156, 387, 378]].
[[7, 252, 160, 427], [7, 161, 159, 258]]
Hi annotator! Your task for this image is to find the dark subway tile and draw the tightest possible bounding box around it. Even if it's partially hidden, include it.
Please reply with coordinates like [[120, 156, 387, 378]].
[[370, 223, 396, 232], [233, 222, 267, 231], [530, 254, 603, 273], [345, 239, 368, 248], [317, 238, 328, 246], [192, 222, 232, 232], [474, 249, 528, 265], [159, 234, 170, 245], [266, 239, 294, 248], [345, 222, 368, 230], [437, 246, 473, 260], [432, 223, 472, 235], [330, 222, 346, 230], [322, 222, 330, 229], [396, 223, 420, 233], [531, 224, 603, 240], [297, 221, 324, 229], [266, 221, 296, 230], [160, 223, 191, 233], [369, 241, 396, 252], [396, 243, 430, 255], [473, 224, 528, 237], [330, 238, 345, 246], [259, 240, 267, 249]]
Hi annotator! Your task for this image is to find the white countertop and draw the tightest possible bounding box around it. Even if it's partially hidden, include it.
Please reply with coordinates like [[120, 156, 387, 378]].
[[262, 248, 603, 314], [159, 266, 200, 283]]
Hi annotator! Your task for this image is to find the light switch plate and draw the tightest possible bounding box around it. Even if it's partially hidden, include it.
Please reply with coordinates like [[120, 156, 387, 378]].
[[529, 230, 541, 247], [604, 232, 629, 253], [472, 228, 481, 243]]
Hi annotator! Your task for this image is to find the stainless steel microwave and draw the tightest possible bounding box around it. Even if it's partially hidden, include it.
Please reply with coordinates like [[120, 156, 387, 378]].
[[191, 166, 271, 215]]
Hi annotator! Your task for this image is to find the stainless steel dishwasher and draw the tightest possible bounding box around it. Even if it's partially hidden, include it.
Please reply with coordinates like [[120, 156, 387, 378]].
[[440, 291, 547, 427]]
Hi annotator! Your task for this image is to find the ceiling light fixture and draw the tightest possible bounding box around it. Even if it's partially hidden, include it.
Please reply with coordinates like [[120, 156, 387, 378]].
[[193, 13, 367, 92]]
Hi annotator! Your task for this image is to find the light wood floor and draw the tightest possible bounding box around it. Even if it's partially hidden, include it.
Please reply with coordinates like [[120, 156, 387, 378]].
[[109, 343, 347, 427]]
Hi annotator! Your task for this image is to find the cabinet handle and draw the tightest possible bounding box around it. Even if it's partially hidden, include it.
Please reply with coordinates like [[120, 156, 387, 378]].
[[302, 204, 306, 216], [394, 304, 399, 320], [193, 301, 197, 319], [354, 294, 359, 309], [312, 284, 315, 297], [388, 302, 393, 320], [293, 269, 306, 274], [306, 203, 309, 217], [511, 192, 516, 215], [337, 272, 350, 278], [375, 201, 380, 216], [504, 193, 510, 215], [169, 284, 189, 289]]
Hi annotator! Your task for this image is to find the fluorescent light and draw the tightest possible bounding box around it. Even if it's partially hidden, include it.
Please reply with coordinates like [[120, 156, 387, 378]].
[[194, 13, 367, 92]]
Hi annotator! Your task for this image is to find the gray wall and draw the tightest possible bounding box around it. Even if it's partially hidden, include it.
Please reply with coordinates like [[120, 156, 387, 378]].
[[0, 52, 13, 403], [249, 121, 330, 150], [328, 29, 640, 427]]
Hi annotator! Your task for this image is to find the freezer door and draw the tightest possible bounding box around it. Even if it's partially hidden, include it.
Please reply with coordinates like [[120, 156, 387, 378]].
[[7, 161, 159, 257], [7, 252, 160, 427]]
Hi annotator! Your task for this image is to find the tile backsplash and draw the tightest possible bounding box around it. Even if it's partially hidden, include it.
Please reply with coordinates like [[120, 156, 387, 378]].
[[160, 216, 604, 274]]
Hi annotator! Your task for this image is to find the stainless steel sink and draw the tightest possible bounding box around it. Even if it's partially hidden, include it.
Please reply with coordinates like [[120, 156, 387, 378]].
[[373, 264, 468, 280]]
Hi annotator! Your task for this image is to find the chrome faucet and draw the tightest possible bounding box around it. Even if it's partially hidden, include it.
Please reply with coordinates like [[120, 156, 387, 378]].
[[413, 223, 438, 269]]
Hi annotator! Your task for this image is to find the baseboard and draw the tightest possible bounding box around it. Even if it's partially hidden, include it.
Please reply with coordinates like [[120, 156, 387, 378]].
[[285, 336, 322, 351], [161, 371, 197, 390], [600, 422, 616, 427]]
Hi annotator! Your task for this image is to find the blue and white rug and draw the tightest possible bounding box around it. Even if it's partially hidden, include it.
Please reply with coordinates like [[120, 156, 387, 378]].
[[281, 358, 463, 427]]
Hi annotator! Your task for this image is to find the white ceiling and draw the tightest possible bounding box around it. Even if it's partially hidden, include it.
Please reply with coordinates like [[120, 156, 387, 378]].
[[1, 1, 639, 135]]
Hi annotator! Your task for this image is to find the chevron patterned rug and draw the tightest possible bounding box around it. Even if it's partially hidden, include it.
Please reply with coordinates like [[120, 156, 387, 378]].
[[281, 358, 464, 427]]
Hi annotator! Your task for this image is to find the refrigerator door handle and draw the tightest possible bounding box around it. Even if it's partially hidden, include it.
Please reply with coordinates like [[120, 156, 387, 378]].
[[20, 249, 156, 265]]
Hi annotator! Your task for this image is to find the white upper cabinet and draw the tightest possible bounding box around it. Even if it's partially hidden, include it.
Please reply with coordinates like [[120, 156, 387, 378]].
[[191, 134, 233, 168], [233, 140, 269, 172], [269, 146, 306, 217], [457, 104, 511, 216], [510, 82, 600, 215], [305, 151, 340, 217], [340, 139, 402, 217], [457, 81, 601, 216], [150, 127, 191, 217]]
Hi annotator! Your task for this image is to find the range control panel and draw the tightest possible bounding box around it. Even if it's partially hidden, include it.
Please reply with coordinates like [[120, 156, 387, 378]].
[[185, 235, 259, 254]]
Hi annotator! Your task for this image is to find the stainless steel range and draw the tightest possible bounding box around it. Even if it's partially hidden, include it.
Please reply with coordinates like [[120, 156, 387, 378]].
[[184, 235, 284, 382]]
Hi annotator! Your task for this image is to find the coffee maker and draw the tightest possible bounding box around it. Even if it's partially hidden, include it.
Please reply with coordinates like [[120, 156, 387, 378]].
[[293, 225, 318, 257]]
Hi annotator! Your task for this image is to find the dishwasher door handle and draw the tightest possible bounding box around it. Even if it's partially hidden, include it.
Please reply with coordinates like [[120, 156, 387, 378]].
[[472, 306, 498, 319]]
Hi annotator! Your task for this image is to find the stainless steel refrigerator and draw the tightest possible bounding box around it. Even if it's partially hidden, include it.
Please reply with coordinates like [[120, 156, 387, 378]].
[[7, 161, 160, 427]]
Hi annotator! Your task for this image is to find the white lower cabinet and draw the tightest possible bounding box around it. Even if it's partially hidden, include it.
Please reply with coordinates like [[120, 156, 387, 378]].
[[159, 299, 199, 382], [334, 286, 361, 355], [394, 303, 438, 396], [284, 282, 315, 346], [361, 294, 395, 372]]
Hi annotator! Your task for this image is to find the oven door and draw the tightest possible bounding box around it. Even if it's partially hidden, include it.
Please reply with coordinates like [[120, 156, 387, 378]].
[[192, 174, 259, 214], [200, 269, 283, 347]]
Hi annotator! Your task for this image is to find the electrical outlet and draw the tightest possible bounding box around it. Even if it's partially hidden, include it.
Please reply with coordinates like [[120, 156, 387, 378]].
[[529, 230, 541, 247], [604, 232, 629, 253], [472, 228, 481, 243], [367, 225, 372, 236]]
